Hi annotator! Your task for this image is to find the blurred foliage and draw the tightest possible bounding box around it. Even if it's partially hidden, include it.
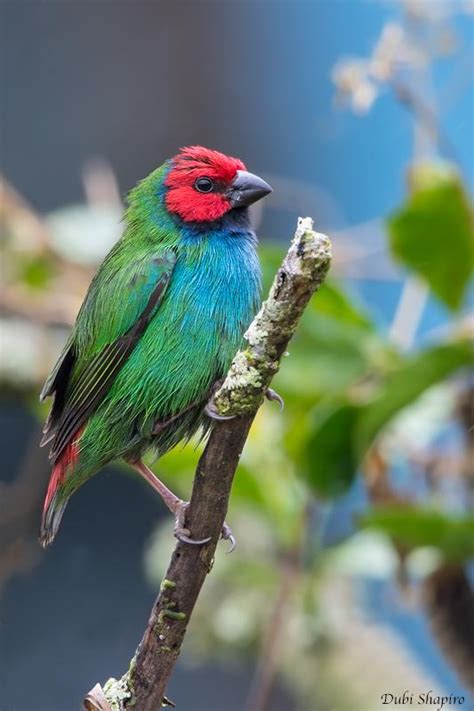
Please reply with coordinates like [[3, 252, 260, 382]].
[[305, 399, 360, 497], [360, 508, 474, 563], [17, 254, 55, 290], [355, 339, 473, 461], [388, 162, 474, 311]]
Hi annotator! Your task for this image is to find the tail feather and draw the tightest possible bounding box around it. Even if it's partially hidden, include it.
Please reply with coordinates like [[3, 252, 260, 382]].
[[39, 492, 68, 548], [39, 430, 55, 448], [39, 428, 82, 547]]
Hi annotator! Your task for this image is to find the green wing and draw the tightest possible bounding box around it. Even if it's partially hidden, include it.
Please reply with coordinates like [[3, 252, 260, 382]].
[[41, 246, 176, 461]]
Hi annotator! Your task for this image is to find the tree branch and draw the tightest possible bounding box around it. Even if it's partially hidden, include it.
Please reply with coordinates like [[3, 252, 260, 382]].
[[84, 217, 332, 711]]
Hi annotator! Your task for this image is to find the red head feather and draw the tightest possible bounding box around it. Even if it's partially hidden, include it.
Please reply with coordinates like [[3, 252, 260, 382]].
[[164, 146, 246, 223]]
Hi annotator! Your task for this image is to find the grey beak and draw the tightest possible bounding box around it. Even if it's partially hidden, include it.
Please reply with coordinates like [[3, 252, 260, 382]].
[[228, 170, 272, 208]]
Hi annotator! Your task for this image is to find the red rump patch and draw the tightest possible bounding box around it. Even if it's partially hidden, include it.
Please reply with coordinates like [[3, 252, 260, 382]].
[[164, 146, 246, 223], [43, 428, 82, 513]]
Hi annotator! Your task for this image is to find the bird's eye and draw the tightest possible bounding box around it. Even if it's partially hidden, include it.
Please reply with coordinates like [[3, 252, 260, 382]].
[[194, 177, 214, 193]]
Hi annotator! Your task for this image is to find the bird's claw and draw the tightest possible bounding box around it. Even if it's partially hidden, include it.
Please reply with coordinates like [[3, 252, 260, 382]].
[[204, 396, 236, 421], [174, 501, 212, 546], [173, 501, 236, 552], [266, 388, 284, 411], [221, 521, 237, 554], [205, 381, 283, 420]]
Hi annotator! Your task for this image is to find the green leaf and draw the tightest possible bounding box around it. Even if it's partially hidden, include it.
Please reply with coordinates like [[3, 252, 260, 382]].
[[309, 281, 373, 330], [305, 399, 360, 498], [355, 340, 473, 460], [359, 507, 474, 562], [388, 162, 474, 311]]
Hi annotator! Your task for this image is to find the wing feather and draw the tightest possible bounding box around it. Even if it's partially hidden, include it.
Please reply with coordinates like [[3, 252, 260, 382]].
[[41, 249, 176, 462]]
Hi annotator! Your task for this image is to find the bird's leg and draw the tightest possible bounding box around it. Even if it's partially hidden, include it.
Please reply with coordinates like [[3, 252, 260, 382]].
[[205, 382, 284, 421], [130, 459, 235, 551], [130, 459, 210, 545]]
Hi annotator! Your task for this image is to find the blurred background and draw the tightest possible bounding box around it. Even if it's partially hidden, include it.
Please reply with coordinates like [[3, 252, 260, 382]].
[[1, 1, 473, 710]]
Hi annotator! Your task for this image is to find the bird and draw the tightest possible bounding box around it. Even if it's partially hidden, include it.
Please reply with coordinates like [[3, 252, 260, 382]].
[[39, 145, 273, 549]]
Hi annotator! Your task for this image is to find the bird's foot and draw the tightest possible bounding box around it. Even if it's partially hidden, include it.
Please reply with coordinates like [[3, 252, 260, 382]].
[[266, 387, 284, 411], [221, 521, 237, 554], [174, 500, 211, 545], [204, 394, 235, 421], [205, 385, 284, 421], [174, 500, 236, 552], [130, 460, 234, 549]]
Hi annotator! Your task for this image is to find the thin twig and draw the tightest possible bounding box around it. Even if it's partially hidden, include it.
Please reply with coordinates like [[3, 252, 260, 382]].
[[244, 555, 300, 711], [388, 276, 429, 351], [389, 78, 458, 163], [244, 503, 312, 711], [84, 217, 331, 710]]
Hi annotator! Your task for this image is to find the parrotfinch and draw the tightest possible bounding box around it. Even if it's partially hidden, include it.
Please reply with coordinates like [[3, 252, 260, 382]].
[[39, 146, 272, 548]]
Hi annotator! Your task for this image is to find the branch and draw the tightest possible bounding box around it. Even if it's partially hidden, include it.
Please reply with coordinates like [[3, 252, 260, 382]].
[[84, 217, 332, 711]]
